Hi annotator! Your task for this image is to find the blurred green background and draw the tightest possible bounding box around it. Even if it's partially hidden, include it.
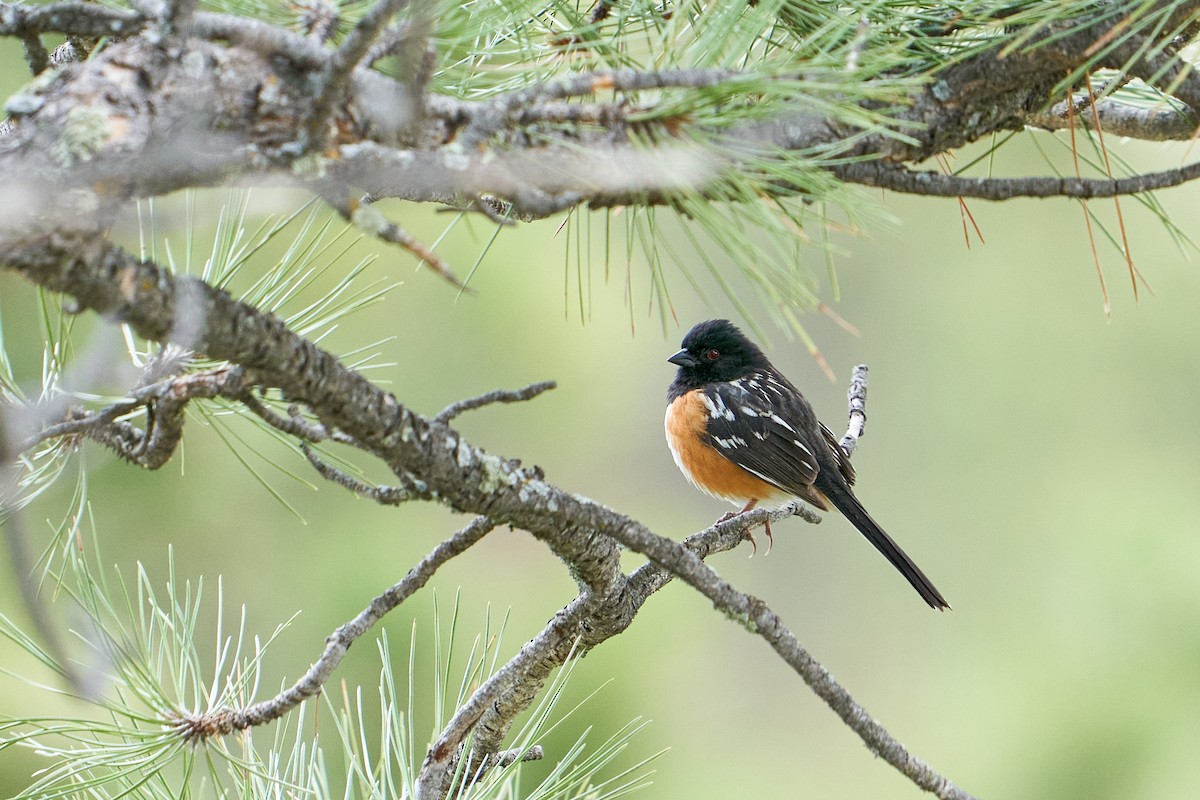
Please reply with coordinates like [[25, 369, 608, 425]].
[[5, 36, 1200, 800]]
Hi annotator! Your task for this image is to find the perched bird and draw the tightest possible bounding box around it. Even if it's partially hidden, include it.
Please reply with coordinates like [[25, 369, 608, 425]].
[[665, 319, 949, 610]]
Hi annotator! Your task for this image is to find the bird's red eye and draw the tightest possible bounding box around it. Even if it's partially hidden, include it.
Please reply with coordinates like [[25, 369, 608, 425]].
[[704, 348, 720, 361]]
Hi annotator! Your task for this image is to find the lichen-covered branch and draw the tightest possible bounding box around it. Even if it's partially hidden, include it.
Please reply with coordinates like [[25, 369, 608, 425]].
[[1, 1, 1199, 231]]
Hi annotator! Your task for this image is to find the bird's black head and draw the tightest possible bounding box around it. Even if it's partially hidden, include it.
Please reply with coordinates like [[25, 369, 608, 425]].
[[667, 319, 769, 397]]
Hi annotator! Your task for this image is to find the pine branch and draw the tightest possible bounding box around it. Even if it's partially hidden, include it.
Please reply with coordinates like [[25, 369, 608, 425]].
[[1, 235, 974, 800], [1027, 96, 1196, 140], [4, 2, 1200, 223], [835, 159, 1200, 199], [7, 4, 1200, 795], [174, 515, 496, 740]]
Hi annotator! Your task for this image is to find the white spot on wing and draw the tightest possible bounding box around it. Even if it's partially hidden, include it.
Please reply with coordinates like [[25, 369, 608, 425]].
[[791, 439, 814, 458], [742, 465, 782, 488], [769, 413, 795, 432], [702, 390, 734, 421]]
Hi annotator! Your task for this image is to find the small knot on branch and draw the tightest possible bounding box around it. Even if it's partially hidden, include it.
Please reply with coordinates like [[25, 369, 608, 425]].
[[490, 745, 544, 767], [169, 708, 240, 743]]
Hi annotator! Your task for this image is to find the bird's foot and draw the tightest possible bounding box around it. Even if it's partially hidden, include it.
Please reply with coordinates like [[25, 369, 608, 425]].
[[713, 505, 766, 557], [744, 527, 758, 557]]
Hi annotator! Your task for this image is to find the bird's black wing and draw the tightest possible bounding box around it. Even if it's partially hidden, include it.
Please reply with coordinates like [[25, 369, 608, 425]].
[[699, 373, 822, 499], [820, 421, 855, 486]]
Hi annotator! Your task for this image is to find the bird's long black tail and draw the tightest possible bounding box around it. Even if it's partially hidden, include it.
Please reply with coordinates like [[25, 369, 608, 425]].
[[819, 479, 950, 610]]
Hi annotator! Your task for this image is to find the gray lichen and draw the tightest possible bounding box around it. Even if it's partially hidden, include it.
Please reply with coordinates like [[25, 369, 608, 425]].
[[51, 106, 111, 167]]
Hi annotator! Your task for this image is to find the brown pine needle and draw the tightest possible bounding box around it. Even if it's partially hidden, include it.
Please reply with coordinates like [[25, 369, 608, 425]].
[[809, 344, 836, 383], [1084, 18, 1128, 57], [935, 153, 984, 249], [817, 302, 860, 336], [1067, 83, 1110, 316], [405, 235, 472, 293], [958, 197, 985, 247], [1086, 77, 1139, 301]]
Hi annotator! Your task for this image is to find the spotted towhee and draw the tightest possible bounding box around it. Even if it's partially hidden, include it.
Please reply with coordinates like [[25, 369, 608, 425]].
[[665, 319, 949, 610]]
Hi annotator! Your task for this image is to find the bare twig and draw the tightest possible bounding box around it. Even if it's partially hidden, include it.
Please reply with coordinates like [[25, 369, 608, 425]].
[[417, 597, 597, 799], [835, 159, 1200, 199], [190, 10, 330, 68], [173, 515, 496, 741], [321, 190, 469, 290], [351, 208, 467, 290], [300, 442, 428, 504], [435, 381, 557, 424], [238, 393, 329, 442], [840, 364, 868, 457], [1057, 74, 1135, 119]]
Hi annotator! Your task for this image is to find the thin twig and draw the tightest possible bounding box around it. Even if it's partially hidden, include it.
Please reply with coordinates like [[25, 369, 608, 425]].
[[435, 381, 557, 424], [840, 364, 868, 457], [416, 597, 596, 799], [239, 393, 334, 443], [321, 189, 469, 290], [836, 159, 1200, 199], [190, 10, 330, 68], [302, 0, 411, 150], [173, 515, 496, 741], [1057, 73, 1134, 119], [300, 442, 427, 504]]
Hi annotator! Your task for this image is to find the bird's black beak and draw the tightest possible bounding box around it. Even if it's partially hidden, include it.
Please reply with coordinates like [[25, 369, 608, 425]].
[[667, 349, 700, 368]]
